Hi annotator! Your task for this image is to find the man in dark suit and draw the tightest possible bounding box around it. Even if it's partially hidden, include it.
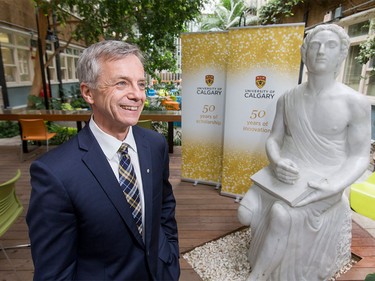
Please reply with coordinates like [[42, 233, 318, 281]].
[[26, 41, 180, 280]]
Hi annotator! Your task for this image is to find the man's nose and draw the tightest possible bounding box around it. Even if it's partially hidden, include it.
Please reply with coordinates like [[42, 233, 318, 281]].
[[128, 84, 144, 100]]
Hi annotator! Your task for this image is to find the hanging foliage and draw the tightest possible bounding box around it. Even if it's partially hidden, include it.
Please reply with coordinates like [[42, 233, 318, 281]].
[[356, 37, 375, 65], [258, 0, 304, 25]]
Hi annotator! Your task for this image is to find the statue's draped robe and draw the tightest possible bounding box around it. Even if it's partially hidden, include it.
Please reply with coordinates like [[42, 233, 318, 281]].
[[241, 85, 352, 281]]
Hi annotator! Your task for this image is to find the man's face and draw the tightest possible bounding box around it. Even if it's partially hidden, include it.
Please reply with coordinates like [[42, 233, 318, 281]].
[[83, 54, 146, 138], [306, 30, 341, 75]]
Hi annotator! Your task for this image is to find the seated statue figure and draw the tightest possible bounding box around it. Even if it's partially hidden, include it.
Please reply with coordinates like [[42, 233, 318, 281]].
[[238, 24, 371, 281]]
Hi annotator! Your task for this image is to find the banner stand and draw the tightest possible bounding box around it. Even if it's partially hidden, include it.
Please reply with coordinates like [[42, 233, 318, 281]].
[[181, 178, 221, 189], [181, 31, 227, 186]]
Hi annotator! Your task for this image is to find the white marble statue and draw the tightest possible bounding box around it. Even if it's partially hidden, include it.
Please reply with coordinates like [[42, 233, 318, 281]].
[[238, 24, 371, 281]]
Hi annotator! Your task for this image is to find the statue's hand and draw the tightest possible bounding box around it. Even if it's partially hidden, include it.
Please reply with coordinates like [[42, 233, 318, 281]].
[[295, 179, 332, 207], [273, 158, 299, 184]]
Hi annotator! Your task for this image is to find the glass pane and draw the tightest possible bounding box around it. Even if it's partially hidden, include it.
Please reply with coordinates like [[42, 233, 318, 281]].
[[46, 55, 56, 82], [17, 49, 31, 81], [343, 45, 362, 91], [47, 67, 56, 82], [1, 47, 14, 64], [348, 20, 370, 37], [367, 74, 375, 97], [15, 35, 29, 46], [4, 66, 16, 82], [0, 32, 11, 43], [60, 56, 66, 67], [67, 57, 73, 79], [30, 39, 37, 48], [61, 68, 67, 80], [370, 58, 375, 69], [46, 43, 53, 51]]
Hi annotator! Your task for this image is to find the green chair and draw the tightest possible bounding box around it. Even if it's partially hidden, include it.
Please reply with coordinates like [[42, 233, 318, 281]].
[[137, 119, 152, 129], [350, 172, 375, 220], [0, 170, 28, 281]]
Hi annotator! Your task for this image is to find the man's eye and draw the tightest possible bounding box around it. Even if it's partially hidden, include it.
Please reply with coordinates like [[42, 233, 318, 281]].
[[138, 82, 146, 90], [115, 81, 128, 89]]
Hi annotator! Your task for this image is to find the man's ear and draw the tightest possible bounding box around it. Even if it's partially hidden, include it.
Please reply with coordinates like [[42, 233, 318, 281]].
[[80, 83, 94, 105]]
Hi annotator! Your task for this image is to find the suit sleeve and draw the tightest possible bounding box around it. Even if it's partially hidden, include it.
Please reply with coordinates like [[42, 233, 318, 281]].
[[157, 137, 180, 281], [26, 160, 77, 280]]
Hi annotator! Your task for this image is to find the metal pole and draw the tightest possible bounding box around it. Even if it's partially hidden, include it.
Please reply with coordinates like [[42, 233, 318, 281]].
[[53, 12, 64, 100], [0, 42, 9, 108], [35, 7, 49, 109]]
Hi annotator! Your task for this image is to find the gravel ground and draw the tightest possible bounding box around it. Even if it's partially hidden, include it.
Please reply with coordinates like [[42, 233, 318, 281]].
[[183, 227, 356, 281]]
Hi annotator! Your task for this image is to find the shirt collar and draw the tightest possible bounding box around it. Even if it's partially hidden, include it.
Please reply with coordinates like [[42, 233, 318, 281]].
[[89, 118, 137, 161]]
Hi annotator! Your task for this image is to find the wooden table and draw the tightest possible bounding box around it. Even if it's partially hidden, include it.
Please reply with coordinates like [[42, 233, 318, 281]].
[[0, 109, 181, 153]]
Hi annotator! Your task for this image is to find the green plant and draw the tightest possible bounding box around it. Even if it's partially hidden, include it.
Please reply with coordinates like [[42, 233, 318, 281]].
[[50, 98, 62, 110], [356, 37, 375, 65], [28, 95, 46, 109], [0, 121, 20, 138], [199, 0, 247, 31], [67, 85, 90, 109], [28, 96, 63, 110], [61, 103, 74, 111], [151, 122, 181, 146], [174, 128, 182, 146], [258, 0, 304, 25], [48, 122, 78, 145]]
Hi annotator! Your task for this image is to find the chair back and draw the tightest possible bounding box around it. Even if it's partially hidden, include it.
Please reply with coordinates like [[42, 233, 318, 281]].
[[0, 170, 23, 238], [19, 119, 49, 140], [137, 120, 152, 129]]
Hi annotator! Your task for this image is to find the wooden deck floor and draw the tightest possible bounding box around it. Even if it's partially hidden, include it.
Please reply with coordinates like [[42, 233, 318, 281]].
[[0, 145, 374, 280]]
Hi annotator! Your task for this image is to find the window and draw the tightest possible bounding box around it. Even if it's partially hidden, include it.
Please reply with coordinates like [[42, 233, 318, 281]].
[[59, 46, 81, 81], [0, 28, 33, 85], [343, 45, 362, 91], [18, 49, 31, 81], [1, 27, 84, 87], [0, 32, 12, 44], [1, 46, 16, 82], [368, 74, 375, 97], [340, 16, 375, 101], [348, 20, 370, 37]]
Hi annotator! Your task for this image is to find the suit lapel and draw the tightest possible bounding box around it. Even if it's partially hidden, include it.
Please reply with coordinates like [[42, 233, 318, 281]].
[[133, 126, 154, 250], [78, 127, 144, 247]]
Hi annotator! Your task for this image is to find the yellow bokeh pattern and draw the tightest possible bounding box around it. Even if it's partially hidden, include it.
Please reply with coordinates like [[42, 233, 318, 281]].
[[182, 140, 223, 183], [221, 148, 269, 195], [227, 25, 305, 74], [181, 32, 228, 73]]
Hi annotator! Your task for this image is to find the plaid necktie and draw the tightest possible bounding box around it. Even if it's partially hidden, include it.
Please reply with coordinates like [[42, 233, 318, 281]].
[[118, 143, 142, 235]]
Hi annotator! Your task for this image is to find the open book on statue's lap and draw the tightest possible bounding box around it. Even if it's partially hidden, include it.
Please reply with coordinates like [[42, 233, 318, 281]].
[[250, 166, 322, 207]]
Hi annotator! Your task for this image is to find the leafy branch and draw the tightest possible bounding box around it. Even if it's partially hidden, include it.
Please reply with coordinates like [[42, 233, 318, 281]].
[[258, 0, 304, 25]]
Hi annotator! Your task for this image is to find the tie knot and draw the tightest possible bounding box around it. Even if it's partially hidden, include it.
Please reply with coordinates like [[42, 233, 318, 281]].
[[118, 143, 129, 154]]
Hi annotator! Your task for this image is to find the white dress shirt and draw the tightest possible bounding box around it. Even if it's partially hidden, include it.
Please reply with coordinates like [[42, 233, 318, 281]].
[[89, 119, 145, 237]]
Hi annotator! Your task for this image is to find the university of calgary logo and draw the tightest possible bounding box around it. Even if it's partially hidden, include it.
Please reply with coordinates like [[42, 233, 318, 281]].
[[255, 75, 266, 89], [205, 75, 214, 86]]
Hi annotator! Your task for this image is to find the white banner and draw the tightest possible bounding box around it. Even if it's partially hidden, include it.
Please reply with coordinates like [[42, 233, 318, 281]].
[[221, 24, 305, 197], [181, 31, 227, 185]]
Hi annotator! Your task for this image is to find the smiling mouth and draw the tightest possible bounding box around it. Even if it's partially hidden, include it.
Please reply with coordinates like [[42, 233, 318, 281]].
[[120, 105, 138, 111]]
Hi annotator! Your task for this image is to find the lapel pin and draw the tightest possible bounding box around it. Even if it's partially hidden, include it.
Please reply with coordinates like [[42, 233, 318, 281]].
[[147, 169, 150, 173]]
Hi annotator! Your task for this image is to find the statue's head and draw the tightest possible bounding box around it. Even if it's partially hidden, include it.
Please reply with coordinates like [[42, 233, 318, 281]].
[[301, 24, 350, 77]]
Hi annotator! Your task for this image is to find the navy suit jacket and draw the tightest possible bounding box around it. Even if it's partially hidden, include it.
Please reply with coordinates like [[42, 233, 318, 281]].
[[26, 125, 180, 280]]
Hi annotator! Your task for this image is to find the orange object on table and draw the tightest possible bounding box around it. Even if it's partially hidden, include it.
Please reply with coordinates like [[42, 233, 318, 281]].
[[164, 101, 180, 110]]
